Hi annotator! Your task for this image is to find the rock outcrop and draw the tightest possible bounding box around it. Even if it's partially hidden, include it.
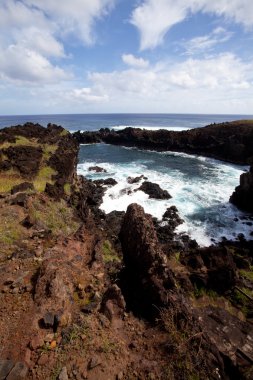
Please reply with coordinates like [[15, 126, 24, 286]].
[[230, 166, 253, 212], [137, 181, 172, 199], [120, 203, 175, 316], [74, 120, 253, 165]]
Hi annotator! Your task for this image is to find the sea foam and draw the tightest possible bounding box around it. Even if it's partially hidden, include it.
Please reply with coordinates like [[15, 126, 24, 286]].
[[78, 145, 252, 247]]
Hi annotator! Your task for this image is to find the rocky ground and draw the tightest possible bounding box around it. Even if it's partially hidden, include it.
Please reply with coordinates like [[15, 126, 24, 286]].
[[0, 123, 253, 380]]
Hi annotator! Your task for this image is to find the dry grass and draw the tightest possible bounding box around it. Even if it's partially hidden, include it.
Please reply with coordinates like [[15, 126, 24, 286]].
[[160, 307, 208, 380], [0, 205, 26, 246], [28, 196, 80, 236]]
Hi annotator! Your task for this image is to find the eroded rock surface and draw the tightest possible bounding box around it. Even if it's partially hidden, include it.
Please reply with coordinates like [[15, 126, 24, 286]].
[[230, 166, 253, 212]]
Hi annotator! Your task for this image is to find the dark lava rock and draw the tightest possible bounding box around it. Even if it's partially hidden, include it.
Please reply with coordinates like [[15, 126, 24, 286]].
[[9, 192, 28, 207], [127, 175, 147, 184], [138, 181, 172, 199], [45, 181, 65, 199], [11, 182, 34, 194], [3, 145, 43, 177], [120, 204, 175, 317], [48, 135, 78, 182], [230, 166, 253, 212], [88, 166, 107, 173], [183, 246, 237, 293], [93, 178, 117, 186]]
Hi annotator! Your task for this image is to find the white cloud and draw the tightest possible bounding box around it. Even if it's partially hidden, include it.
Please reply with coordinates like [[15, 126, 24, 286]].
[[122, 54, 149, 68], [84, 52, 253, 113], [0, 45, 69, 84], [0, 0, 115, 84], [131, 0, 253, 50], [182, 27, 233, 55], [23, 0, 116, 45], [131, 0, 187, 50], [67, 87, 108, 103]]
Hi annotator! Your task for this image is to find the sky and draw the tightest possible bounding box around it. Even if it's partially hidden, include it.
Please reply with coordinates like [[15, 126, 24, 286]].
[[0, 0, 253, 115]]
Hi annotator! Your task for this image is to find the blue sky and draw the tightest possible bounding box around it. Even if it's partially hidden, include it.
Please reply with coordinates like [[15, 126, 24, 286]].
[[0, 0, 253, 115]]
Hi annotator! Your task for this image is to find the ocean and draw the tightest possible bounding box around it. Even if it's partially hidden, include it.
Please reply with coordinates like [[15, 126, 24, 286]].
[[1, 113, 253, 246]]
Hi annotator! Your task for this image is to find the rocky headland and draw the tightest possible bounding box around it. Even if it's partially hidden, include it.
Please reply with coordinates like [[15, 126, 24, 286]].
[[0, 122, 253, 380]]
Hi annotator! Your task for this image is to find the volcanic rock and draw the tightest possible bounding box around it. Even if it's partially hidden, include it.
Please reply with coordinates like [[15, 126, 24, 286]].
[[230, 166, 253, 212], [120, 204, 175, 317], [88, 166, 107, 173], [138, 181, 171, 199]]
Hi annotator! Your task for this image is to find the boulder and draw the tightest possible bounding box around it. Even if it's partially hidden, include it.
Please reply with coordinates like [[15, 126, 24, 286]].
[[3, 145, 43, 177], [137, 181, 172, 199], [88, 166, 107, 173], [127, 175, 147, 184], [11, 182, 34, 194], [230, 166, 253, 212], [183, 246, 237, 293]]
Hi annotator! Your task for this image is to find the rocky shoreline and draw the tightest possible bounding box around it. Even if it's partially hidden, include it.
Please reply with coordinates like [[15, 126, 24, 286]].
[[0, 122, 253, 380]]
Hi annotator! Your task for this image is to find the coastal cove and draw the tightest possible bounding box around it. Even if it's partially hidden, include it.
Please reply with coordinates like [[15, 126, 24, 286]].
[[0, 120, 253, 380], [78, 143, 251, 246]]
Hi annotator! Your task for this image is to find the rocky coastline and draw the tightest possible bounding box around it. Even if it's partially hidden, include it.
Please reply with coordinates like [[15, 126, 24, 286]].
[[0, 122, 253, 380]]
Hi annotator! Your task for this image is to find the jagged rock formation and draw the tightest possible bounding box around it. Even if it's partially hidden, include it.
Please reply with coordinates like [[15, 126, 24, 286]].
[[120, 203, 175, 315], [74, 120, 253, 165], [230, 166, 253, 212]]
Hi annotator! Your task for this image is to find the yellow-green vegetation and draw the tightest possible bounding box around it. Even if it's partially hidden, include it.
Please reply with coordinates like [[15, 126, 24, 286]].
[[0, 133, 59, 193], [60, 129, 69, 136], [42, 144, 58, 161], [33, 166, 57, 192], [193, 285, 218, 300], [100, 337, 118, 354], [240, 267, 253, 282], [64, 183, 71, 195], [0, 135, 38, 149], [28, 197, 80, 236], [0, 171, 24, 193], [231, 287, 253, 317], [102, 240, 121, 263]]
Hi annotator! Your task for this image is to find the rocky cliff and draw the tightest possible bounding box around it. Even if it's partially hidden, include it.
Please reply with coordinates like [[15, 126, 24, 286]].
[[0, 122, 253, 380], [230, 166, 253, 212], [74, 120, 253, 165]]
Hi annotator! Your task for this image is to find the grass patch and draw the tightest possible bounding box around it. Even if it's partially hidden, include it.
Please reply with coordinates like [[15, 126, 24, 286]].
[[33, 166, 57, 192], [42, 144, 58, 161], [160, 307, 208, 379], [0, 135, 38, 149], [0, 206, 25, 246], [28, 197, 80, 236], [231, 287, 253, 317], [64, 183, 71, 195], [0, 171, 23, 193], [193, 285, 218, 300], [102, 240, 121, 263], [240, 268, 253, 282]]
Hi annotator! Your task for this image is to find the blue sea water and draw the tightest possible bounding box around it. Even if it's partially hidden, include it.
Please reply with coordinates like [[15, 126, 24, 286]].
[[1, 113, 252, 245], [0, 113, 253, 131]]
